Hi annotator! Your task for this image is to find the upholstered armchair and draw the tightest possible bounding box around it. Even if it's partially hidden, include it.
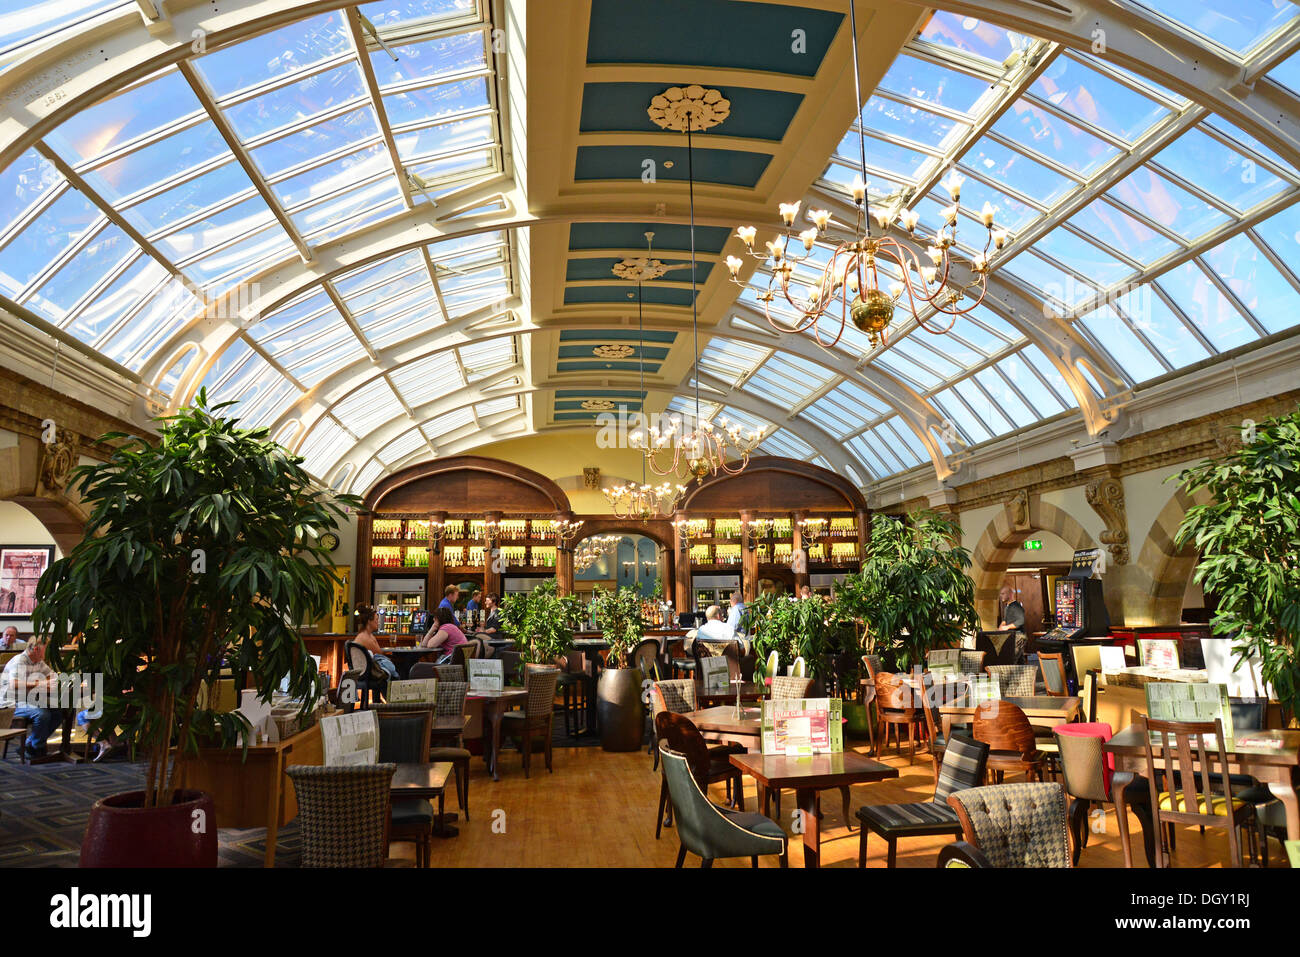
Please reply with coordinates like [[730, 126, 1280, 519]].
[[938, 782, 1072, 868]]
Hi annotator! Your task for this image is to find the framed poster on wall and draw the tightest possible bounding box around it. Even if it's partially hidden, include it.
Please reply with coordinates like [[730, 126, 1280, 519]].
[[0, 545, 54, 619]]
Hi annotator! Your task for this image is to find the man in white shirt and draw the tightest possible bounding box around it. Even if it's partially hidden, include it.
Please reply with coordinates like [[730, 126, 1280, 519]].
[[725, 591, 745, 633], [696, 605, 736, 642], [1, 637, 60, 758]]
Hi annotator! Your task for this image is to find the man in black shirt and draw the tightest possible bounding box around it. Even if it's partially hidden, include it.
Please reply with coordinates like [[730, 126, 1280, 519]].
[[998, 584, 1026, 631]]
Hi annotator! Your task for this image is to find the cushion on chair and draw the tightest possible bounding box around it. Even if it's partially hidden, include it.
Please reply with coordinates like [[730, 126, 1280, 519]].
[[719, 808, 786, 840], [655, 679, 697, 714], [986, 665, 1036, 697], [857, 800, 964, 837], [429, 746, 471, 760], [390, 797, 434, 826], [934, 734, 990, 803], [946, 782, 1071, 868], [1157, 791, 1248, 815], [771, 675, 814, 699]]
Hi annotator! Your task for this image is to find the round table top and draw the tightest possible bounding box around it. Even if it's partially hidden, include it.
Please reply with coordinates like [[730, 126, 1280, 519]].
[[683, 705, 762, 736]]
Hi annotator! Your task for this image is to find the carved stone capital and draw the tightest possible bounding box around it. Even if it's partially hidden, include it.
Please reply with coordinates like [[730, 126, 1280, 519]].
[[1084, 475, 1129, 565], [1005, 489, 1031, 532], [36, 429, 80, 495]]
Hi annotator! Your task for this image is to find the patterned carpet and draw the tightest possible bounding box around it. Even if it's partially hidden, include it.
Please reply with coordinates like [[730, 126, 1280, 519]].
[[0, 716, 606, 867]]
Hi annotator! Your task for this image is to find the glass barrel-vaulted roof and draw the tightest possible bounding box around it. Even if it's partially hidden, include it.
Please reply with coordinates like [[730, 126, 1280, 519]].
[[4, 1, 1300, 499]]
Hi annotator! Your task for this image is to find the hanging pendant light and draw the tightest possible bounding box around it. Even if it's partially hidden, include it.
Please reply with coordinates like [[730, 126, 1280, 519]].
[[640, 86, 761, 481]]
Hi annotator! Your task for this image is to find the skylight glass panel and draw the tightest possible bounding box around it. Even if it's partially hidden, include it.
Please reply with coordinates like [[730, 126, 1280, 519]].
[[360, 0, 477, 29], [337, 250, 427, 303], [667, 395, 721, 427], [1032, 227, 1139, 288], [1001, 251, 1096, 307], [83, 121, 232, 205], [241, 378, 300, 429], [1066, 198, 1179, 266], [271, 143, 390, 209], [744, 352, 833, 406], [333, 377, 403, 434], [1104, 166, 1231, 242], [805, 380, 885, 436], [697, 340, 770, 382], [717, 406, 770, 438], [353, 460, 383, 494], [947, 306, 1019, 353], [877, 54, 994, 116], [0, 186, 102, 300], [1112, 285, 1210, 370], [154, 195, 276, 262], [886, 334, 968, 379], [0, 0, 130, 64], [395, 114, 495, 163], [249, 105, 382, 179], [1030, 54, 1170, 143], [26, 224, 136, 324], [1201, 117, 1300, 177], [66, 256, 166, 348], [0, 149, 63, 225], [300, 418, 355, 477], [424, 406, 476, 438], [44, 70, 204, 166], [122, 160, 257, 238], [286, 337, 369, 387], [953, 377, 1014, 434], [1250, 204, 1300, 275], [1269, 50, 1300, 94], [1154, 127, 1289, 213], [1155, 261, 1257, 352], [476, 395, 519, 417], [370, 31, 487, 88], [917, 12, 1028, 65], [859, 96, 962, 150], [849, 134, 931, 182], [180, 225, 296, 295], [1078, 305, 1167, 384], [200, 345, 282, 420], [461, 337, 516, 379], [973, 366, 1038, 426], [223, 63, 368, 142], [1001, 346, 1074, 413], [931, 387, 992, 445], [390, 353, 464, 407], [843, 432, 892, 478], [961, 136, 1075, 205], [946, 174, 1040, 233], [292, 177, 405, 241], [1200, 232, 1300, 335], [760, 428, 817, 460], [379, 429, 426, 465], [193, 12, 351, 99], [1133, 0, 1300, 56], [992, 101, 1119, 176], [252, 290, 345, 346], [382, 76, 490, 127]]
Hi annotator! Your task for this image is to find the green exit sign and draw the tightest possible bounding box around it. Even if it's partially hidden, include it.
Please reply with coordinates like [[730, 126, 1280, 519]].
[[1023, 539, 1043, 551]]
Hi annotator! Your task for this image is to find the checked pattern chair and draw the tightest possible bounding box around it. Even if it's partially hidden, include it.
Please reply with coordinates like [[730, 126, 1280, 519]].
[[857, 734, 989, 867], [500, 667, 559, 777], [770, 675, 814, 700], [959, 650, 987, 675], [285, 764, 399, 868], [939, 782, 1072, 868], [429, 680, 471, 821], [985, 664, 1036, 697]]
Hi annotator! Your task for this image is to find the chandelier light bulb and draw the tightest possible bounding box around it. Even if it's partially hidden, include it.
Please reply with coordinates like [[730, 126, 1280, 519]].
[[926, 246, 944, 265], [737, 226, 757, 248], [992, 228, 1009, 249], [779, 201, 801, 226], [872, 207, 891, 229], [900, 208, 920, 231], [942, 204, 959, 226], [725, 254, 743, 277], [942, 170, 964, 200], [921, 265, 938, 284], [765, 239, 785, 262], [851, 174, 867, 204], [809, 208, 832, 230], [798, 227, 818, 251], [980, 202, 996, 227], [846, 271, 859, 293], [888, 280, 904, 299], [972, 252, 989, 272]]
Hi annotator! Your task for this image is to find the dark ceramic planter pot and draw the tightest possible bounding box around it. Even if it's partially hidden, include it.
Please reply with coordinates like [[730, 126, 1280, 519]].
[[598, 667, 645, 752], [81, 789, 217, 868]]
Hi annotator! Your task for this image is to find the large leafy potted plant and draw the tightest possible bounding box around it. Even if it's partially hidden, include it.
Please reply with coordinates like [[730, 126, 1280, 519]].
[[34, 393, 353, 867], [589, 585, 646, 751], [743, 591, 854, 688], [836, 510, 978, 672], [498, 579, 584, 671], [1174, 407, 1300, 721]]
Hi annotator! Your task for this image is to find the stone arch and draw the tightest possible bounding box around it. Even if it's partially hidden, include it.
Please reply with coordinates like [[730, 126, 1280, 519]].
[[1131, 483, 1215, 626], [0, 441, 88, 555], [969, 495, 1095, 628]]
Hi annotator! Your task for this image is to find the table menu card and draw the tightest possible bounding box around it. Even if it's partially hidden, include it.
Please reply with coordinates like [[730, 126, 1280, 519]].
[[321, 710, 378, 766], [968, 675, 1000, 702], [700, 656, 730, 694], [762, 698, 843, 756], [1144, 681, 1234, 740], [387, 678, 437, 704], [468, 659, 504, 693]]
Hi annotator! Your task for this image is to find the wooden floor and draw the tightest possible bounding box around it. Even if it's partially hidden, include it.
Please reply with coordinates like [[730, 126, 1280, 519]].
[[390, 737, 1286, 868]]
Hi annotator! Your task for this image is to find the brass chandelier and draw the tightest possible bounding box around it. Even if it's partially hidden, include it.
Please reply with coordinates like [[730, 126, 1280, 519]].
[[726, 0, 1006, 351], [637, 86, 761, 480]]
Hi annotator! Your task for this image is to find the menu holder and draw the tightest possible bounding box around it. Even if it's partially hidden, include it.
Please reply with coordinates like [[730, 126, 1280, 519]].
[[928, 662, 958, 680], [699, 656, 730, 694], [1144, 681, 1234, 741], [387, 677, 438, 704], [761, 698, 843, 756], [468, 658, 505, 693], [321, 710, 378, 766], [968, 675, 1000, 703], [1099, 645, 1128, 675]]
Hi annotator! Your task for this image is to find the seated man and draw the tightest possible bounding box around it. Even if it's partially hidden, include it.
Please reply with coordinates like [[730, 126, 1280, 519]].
[[1, 637, 61, 759], [695, 605, 735, 642]]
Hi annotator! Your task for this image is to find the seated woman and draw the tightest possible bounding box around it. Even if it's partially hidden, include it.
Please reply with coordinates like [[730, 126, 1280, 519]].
[[353, 605, 399, 681], [420, 606, 468, 661]]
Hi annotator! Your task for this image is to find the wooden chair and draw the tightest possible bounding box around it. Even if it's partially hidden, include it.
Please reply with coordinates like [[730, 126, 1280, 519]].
[[874, 672, 924, 763], [429, 680, 471, 821], [1053, 723, 1156, 866], [1038, 653, 1068, 696], [500, 667, 560, 777], [285, 764, 402, 867], [650, 683, 744, 835], [657, 711, 746, 823], [0, 707, 29, 762], [375, 707, 435, 868], [972, 700, 1044, 783], [1139, 715, 1257, 868]]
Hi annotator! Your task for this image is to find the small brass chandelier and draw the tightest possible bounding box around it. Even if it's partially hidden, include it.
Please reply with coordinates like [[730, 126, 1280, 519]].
[[726, 0, 1006, 351], [640, 87, 762, 480], [602, 232, 688, 519]]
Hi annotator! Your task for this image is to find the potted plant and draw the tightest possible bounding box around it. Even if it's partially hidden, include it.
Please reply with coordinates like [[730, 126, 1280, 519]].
[[744, 591, 853, 690], [33, 393, 353, 867], [498, 579, 584, 674], [589, 585, 646, 751], [1174, 407, 1300, 722], [836, 510, 978, 672]]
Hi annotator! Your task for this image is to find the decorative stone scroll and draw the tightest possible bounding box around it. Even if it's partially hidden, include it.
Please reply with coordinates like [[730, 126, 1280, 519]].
[[1085, 475, 1130, 565]]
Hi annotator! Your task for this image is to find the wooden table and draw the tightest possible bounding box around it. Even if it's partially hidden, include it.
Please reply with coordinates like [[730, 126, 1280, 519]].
[[391, 762, 457, 836], [695, 681, 765, 707], [730, 751, 898, 868], [1105, 726, 1300, 867], [175, 721, 325, 867], [938, 695, 1081, 737], [381, 646, 441, 679], [470, 688, 527, 780], [683, 705, 763, 749]]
